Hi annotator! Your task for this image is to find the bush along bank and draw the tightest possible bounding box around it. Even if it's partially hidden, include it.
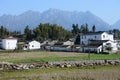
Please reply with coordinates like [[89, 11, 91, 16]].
[[0, 60, 120, 71]]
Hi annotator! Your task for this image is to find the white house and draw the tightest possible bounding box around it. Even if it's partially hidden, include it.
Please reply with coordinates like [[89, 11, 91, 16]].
[[23, 40, 40, 50], [1, 37, 17, 50], [80, 32, 114, 45], [102, 40, 118, 53], [80, 40, 118, 53]]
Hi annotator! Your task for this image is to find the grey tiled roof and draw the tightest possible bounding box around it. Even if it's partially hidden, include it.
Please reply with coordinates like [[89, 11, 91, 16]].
[[80, 31, 105, 35], [84, 40, 108, 48]]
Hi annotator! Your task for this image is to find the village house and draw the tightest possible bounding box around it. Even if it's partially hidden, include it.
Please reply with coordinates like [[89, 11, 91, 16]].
[[80, 32, 114, 45], [79, 40, 118, 53], [0, 36, 17, 50], [23, 40, 41, 50], [75, 31, 118, 53], [45, 40, 74, 51]]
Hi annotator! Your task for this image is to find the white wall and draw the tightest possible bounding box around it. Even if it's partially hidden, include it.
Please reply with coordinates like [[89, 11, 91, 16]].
[[101, 32, 114, 41], [2, 39, 17, 50], [103, 41, 118, 51], [82, 46, 102, 53], [80, 32, 114, 45], [28, 41, 40, 50], [80, 34, 101, 45]]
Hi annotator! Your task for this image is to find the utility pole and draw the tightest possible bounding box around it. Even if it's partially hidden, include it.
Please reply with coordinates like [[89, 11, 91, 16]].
[[88, 49, 90, 60]]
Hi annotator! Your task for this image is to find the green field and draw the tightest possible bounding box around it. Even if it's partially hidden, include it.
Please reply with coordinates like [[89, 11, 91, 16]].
[[0, 51, 119, 63], [0, 65, 120, 80], [0, 51, 120, 80]]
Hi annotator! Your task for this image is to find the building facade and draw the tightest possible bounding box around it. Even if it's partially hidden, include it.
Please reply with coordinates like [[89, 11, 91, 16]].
[[23, 40, 41, 50], [80, 32, 114, 45], [1, 37, 17, 50]]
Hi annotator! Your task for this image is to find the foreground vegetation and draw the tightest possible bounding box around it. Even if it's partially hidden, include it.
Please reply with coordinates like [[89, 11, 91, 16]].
[[0, 65, 120, 80], [0, 51, 120, 80], [0, 51, 119, 63]]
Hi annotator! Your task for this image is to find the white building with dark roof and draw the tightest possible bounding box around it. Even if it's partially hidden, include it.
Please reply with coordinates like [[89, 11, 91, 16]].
[[80, 32, 114, 45], [81, 40, 118, 53], [75, 32, 118, 53]]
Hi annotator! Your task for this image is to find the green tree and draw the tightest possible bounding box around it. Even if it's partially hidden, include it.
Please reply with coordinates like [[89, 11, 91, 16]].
[[92, 25, 96, 32], [0, 26, 10, 38], [84, 24, 89, 32], [33, 23, 72, 42], [80, 24, 89, 33], [24, 26, 32, 41], [72, 24, 80, 36], [113, 29, 120, 39], [74, 34, 80, 44]]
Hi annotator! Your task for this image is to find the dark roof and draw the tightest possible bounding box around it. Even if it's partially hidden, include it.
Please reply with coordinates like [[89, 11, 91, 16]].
[[89, 40, 108, 46], [80, 31, 106, 35], [54, 41, 63, 45], [3, 36, 17, 40]]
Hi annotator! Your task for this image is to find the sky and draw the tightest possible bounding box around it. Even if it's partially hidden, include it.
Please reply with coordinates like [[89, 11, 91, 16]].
[[0, 0, 120, 25]]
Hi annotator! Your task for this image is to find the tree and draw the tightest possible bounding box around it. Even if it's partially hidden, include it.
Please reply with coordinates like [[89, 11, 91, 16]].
[[71, 24, 80, 36], [80, 24, 89, 33], [0, 26, 10, 38], [92, 25, 96, 32], [74, 34, 80, 44], [33, 23, 72, 41], [113, 29, 120, 39], [24, 26, 32, 41], [85, 24, 89, 33]]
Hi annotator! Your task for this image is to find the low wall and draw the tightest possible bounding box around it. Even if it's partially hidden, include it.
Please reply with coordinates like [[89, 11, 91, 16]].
[[0, 60, 120, 71]]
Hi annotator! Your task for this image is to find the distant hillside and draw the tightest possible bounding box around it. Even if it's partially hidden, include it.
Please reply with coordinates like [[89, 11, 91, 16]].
[[112, 20, 120, 29], [0, 8, 111, 32]]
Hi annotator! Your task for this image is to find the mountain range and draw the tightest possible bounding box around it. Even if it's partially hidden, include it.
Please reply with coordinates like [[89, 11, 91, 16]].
[[0, 8, 119, 32]]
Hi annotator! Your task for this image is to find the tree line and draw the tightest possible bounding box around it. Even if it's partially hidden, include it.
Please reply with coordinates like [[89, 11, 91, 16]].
[[0, 23, 120, 42], [24, 23, 72, 42], [71, 24, 96, 36]]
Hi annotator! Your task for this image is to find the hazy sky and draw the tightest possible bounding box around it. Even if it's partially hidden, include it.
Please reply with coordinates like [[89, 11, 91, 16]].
[[0, 0, 120, 24]]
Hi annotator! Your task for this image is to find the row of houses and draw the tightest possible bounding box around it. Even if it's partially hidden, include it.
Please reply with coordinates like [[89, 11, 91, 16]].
[[0, 36, 40, 50], [0, 31, 120, 53], [44, 31, 120, 53]]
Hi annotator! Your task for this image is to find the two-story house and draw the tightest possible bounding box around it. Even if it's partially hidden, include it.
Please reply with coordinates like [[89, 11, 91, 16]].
[[80, 32, 114, 45], [76, 32, 118, 53]]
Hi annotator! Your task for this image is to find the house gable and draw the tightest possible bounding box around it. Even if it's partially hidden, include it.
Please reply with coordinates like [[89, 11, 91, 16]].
[[28, 40, 40, 50]]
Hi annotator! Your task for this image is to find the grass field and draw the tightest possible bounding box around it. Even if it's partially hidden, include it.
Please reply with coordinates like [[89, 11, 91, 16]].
[[0, 65, 120, 80], [0, 51, 119, 63], [0, 51, 120, 80]]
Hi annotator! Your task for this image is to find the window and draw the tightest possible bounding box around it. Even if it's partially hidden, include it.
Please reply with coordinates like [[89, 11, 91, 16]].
[[95, 36, 96, 38], [32, 45, 34, 47], [103, 35, 105, 38], [25, 46, 27, 48]]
